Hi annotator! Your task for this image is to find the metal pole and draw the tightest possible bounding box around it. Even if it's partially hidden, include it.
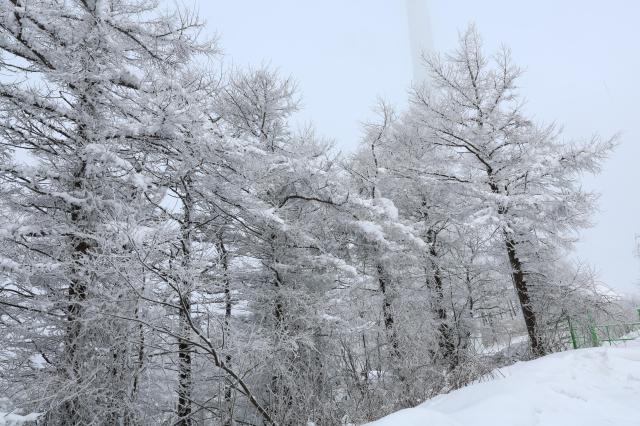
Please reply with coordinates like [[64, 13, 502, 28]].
[[405, 0, 434, 84]]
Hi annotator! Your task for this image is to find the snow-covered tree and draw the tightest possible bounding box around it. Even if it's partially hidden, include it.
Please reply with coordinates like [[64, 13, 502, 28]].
[[212, 66, 356, 424], [0, 0, 214, 422], [401, 25, 615, 356]]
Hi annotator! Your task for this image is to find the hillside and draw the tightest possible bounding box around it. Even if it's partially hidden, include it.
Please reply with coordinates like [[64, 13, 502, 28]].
[[366, 339, 640, 426]]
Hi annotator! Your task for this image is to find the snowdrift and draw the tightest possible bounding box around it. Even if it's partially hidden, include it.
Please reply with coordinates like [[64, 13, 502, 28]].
[[366, 340, 640, 426]]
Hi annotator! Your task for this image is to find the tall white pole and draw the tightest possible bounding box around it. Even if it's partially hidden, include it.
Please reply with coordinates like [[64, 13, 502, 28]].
[[405, 0, 434, 84]]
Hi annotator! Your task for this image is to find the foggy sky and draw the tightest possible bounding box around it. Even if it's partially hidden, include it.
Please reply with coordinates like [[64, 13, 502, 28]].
[[197, 0, 640, 296]]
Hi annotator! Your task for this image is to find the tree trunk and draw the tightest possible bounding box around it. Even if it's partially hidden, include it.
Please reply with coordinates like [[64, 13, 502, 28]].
[[177, 299, 193, 425], [489, 175, 545, 357], [177, 177, 194, 426], [504, 235, 544, 356], [265, 234, 293, 421], [131, 268, 146, 408], [270, 264, 293, 419], [62, 162, 90, 424], [377, 263, 401, 362], [217, 235, 234, 426], [426, 230, 456, 369]]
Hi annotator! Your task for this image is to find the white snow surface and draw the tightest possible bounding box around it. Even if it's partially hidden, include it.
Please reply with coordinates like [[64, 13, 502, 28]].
[[366, 340, 640, 426], [0, 412, 40, 425]]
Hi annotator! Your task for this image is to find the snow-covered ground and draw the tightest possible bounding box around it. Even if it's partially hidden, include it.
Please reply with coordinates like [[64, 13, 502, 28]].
[[366, 338, 640, 426], [0, 413, 40, 426]]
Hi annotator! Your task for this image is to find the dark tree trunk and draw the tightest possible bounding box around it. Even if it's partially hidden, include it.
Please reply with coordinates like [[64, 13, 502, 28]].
[[177, 299, 193, 426], [62, 163, 90, 425], [377, 263, 402, 361], [177, 177, 194, 426], [504, 235, 544, 356], [63, 247, 88, 425], [425, 230, 456, 369], [269, 248, 293, 420], [489, 175, 545, 357], [131, 269, 146, 407], [217, 235, 234, 426]]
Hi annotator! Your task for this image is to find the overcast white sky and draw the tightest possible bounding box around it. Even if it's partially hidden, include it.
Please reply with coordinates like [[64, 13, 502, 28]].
[[197, 0, 640, 295]]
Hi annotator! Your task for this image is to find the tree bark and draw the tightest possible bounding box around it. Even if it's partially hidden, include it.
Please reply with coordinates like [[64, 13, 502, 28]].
[[504, 234, 545, 356], [377, 263, 401, 362], [489, 175, 544, 357], [177, 300, 193, 425], [61, 162, 90, 424], [177, 177, 194, 426], [426, 230, 456, 369], [217, 235, 234, 426]]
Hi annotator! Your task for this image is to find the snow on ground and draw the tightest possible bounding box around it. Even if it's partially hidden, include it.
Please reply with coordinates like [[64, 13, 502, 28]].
[[366, 338, 640, 426], [0, 412, 40, 426], [472, 334, 529, 355]]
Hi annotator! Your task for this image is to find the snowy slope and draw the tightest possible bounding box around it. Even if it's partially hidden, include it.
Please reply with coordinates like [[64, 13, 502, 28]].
[[366, 340, 640, 426]]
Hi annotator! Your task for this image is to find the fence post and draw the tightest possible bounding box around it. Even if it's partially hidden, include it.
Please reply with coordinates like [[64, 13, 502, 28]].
[[605, 324, 612, 346], [588, 314, 599, 347], [567, 317, 578, 349]]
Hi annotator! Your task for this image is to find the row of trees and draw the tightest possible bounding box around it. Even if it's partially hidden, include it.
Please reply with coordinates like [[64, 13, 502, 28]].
[[0, 1, 620, 424]]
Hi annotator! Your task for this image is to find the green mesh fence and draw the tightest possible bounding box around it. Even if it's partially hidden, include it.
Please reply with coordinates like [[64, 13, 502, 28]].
[[566, 309, 640, 349]]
